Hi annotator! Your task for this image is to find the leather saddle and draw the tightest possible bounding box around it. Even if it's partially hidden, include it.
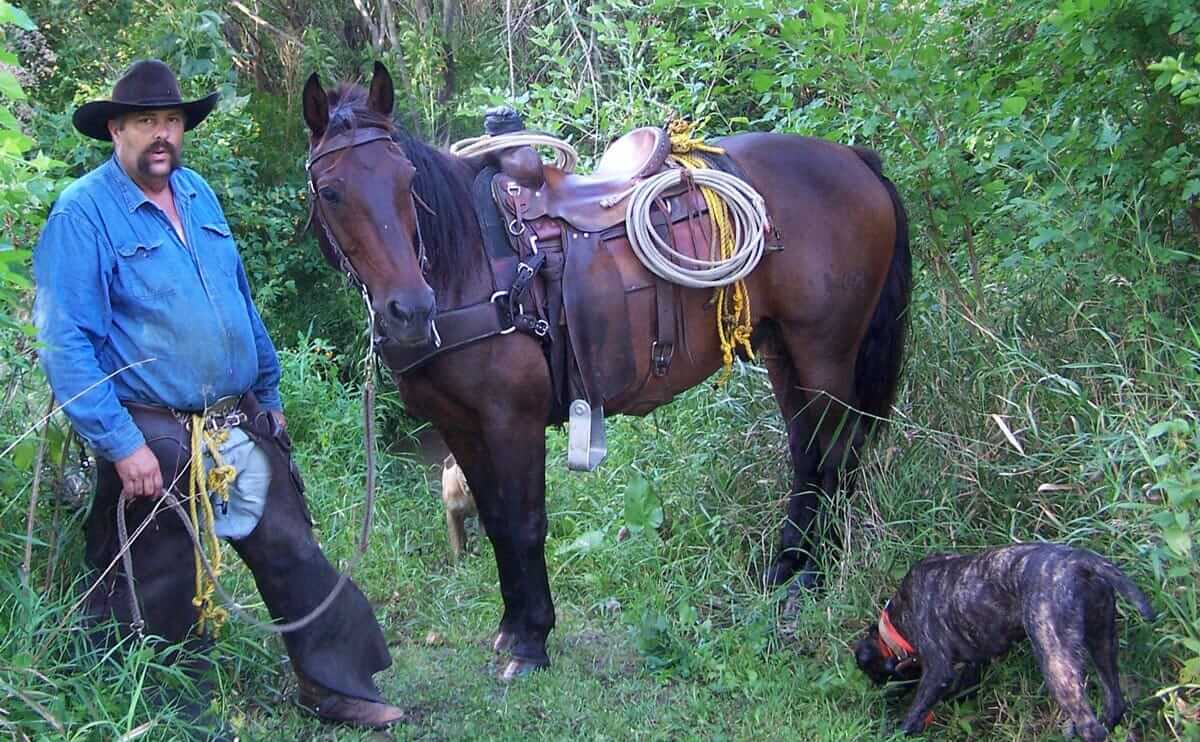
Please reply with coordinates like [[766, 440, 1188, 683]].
[[488, 125, 716, 419], [494, 127, 671, 234]]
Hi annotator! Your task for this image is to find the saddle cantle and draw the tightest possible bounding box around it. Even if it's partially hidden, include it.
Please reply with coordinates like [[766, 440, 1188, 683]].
[[494, 127, 670, 233]]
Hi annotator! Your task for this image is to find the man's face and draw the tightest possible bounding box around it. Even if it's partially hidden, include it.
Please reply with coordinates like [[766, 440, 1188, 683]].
[[109, 108, 185, 184]]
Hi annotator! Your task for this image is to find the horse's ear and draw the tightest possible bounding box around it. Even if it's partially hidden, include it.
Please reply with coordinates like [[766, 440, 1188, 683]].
[[302, 72, 328, 139], [367, 61, 394, 117]]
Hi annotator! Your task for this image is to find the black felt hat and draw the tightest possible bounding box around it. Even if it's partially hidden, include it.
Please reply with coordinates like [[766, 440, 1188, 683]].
[[72, 60, 219, 141]]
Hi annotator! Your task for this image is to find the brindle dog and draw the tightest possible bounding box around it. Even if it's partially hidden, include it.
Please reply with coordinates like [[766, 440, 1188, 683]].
[[854, 544, 1155, 740]]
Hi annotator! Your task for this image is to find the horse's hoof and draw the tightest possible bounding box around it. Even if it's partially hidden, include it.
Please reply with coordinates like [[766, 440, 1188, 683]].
[[500, 658, 547, 682], [793, 567, 821, 591], [493, 631, 515, 653], [763, 560, 798, 589]]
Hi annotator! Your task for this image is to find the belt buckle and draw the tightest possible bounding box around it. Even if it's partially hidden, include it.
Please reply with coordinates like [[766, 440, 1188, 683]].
[[203, 396, 244, 431]]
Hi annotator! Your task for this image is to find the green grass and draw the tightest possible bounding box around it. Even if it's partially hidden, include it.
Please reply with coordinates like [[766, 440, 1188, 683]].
[[2, 297, 1197, 741]]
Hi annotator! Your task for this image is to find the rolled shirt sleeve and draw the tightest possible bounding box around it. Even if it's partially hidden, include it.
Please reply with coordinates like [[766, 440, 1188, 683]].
[[33, 211, 145, 462]]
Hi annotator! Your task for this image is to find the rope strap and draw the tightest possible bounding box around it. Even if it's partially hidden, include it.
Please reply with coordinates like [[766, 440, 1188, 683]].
[[188, 418, 233, 635], [626, 120, 768, 379], [449, 131, 580, 172]]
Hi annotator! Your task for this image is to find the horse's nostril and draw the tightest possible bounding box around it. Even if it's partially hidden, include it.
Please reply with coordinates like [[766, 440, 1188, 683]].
[[388, 299, 410, 325]]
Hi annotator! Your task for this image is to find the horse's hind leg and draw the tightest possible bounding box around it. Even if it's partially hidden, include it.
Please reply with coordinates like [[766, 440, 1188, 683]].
[[760, 323, 822, 588], [761, 322, 865, 588]]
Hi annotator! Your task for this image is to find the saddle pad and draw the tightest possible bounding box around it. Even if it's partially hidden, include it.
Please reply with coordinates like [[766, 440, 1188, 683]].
[[472, 166, 515, 260]]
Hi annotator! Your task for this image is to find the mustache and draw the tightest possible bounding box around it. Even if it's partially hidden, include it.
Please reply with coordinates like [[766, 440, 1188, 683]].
[[142, 140, 178, 157], [135, 139, 182, 175]]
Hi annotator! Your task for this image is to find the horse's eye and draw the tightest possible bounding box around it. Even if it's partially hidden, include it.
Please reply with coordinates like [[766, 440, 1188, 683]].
[[319, 187, 340, 204]]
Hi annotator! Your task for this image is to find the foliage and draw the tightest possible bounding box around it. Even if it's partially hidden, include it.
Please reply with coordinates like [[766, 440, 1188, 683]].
[[2, 0, 1199, 738], [0, 1, 66, 335]]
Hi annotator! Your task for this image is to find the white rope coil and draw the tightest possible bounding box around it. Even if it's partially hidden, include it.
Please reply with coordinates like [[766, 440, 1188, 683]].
[[449, 132, 579, 172], [625, 167, 769, 289]]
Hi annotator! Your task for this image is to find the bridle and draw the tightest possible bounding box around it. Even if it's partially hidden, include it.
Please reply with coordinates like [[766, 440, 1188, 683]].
[[302, 122, 549, 377], [304, 127, 430, 295]]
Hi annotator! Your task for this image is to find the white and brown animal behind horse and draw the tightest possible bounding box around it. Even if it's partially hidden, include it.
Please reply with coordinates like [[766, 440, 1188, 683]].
[[441, 454, 479, 559]]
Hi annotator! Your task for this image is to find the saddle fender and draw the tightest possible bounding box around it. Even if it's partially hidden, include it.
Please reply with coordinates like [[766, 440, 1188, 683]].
[[562, 231, 638, 406]]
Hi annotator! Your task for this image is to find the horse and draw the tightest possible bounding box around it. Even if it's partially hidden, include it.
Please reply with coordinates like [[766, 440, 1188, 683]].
[[301, 63, 911, 679]]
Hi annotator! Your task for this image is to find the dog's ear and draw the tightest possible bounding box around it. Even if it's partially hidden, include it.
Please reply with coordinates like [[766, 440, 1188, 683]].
[[854, 635, 877, 667], [853, 628, 891, 685], [882, 657, 898, 675]]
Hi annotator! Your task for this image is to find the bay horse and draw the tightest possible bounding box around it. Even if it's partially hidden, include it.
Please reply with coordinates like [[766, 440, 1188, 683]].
[[301, 63, 911, 679]]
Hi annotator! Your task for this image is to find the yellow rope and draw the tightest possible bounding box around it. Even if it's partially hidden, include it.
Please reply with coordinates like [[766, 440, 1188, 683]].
[[667, 120, 755, 381], [188, 416, 233, 636]]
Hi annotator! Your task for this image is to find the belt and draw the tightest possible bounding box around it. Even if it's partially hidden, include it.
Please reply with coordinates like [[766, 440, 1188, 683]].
[[204, 395, 242, 416], [126, 394, 247, 431]]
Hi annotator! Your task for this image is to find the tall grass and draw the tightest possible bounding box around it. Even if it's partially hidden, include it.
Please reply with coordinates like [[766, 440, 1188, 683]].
[[1, 291, 1197, 739]]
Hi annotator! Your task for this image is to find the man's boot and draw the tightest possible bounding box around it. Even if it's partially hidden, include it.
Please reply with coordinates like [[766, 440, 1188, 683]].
[[296, 672, 404, 729]]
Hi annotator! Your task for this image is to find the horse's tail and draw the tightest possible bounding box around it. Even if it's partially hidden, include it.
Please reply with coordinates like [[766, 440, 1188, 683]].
[[852, 147, 912, 431]]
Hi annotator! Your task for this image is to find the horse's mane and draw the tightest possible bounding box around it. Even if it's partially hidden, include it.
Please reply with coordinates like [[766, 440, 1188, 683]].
[[324, 83, 479, 290]]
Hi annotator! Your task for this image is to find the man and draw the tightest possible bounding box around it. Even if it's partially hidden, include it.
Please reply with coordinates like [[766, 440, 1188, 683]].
[[33, 59, 403, 729]]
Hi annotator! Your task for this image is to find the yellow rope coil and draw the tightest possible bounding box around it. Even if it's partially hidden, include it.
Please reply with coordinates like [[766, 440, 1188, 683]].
[[667, 120, 755, 380], [189, 417, 233, 636]]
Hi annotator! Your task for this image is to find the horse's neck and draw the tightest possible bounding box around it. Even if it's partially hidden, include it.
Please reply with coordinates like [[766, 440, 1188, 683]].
[[430, 158, 495, 311], [433, 252, 493, 311]]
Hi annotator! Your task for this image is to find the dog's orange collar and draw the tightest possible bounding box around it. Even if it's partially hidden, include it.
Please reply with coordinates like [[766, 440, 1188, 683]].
[[877, 600, 917, 662]]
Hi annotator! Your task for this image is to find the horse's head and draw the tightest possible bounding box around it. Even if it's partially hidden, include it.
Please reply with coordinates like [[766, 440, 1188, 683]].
[[303, 62, 436, 347]]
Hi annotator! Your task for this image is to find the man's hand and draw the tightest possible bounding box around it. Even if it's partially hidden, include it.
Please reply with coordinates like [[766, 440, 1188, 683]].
[[115, 445, 163, 498], [270, 410, 287, 431]]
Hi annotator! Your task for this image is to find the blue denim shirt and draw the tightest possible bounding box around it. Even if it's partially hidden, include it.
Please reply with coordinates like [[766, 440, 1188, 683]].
[[33, 156, 281, 462]]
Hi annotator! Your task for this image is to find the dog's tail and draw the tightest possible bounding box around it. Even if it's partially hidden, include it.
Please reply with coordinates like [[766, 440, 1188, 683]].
[[1086, 554, 1156, 621]]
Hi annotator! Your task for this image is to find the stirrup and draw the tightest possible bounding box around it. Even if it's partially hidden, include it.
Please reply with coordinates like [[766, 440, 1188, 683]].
[[567, 399, 607, 471]]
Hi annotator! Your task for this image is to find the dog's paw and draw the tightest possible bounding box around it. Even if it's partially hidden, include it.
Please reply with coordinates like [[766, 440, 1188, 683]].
[[899, 711, 934, 736], [1064, 718, 1108, 742], [1102, 701, 1128, 731]]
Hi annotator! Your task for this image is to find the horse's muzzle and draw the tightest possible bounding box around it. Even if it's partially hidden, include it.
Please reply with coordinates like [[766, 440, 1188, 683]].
[[375, 290, 436, 348], [378, 321, 435, 349]]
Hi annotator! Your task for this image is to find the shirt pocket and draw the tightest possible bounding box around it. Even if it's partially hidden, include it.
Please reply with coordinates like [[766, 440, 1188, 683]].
[[200, 222, 241, 279], [114, 239, 176, 298]]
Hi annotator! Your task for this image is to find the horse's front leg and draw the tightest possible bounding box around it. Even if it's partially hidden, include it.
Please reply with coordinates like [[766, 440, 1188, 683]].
[[441, 431, 521, 640], [480, 417, 553, 679], [445, 413, 553, 679]]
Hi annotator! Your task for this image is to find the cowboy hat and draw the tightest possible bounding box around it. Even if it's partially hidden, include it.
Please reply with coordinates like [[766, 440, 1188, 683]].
[[72, 59, 219, 141]]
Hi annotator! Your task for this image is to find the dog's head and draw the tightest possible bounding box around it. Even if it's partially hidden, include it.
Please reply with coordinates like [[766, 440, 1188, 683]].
[[853, 624, 922, 686]]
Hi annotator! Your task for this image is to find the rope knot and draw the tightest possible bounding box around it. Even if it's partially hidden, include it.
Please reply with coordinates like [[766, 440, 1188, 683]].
[[207, 464, 237, 498], [667, 119, 725, 156]]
